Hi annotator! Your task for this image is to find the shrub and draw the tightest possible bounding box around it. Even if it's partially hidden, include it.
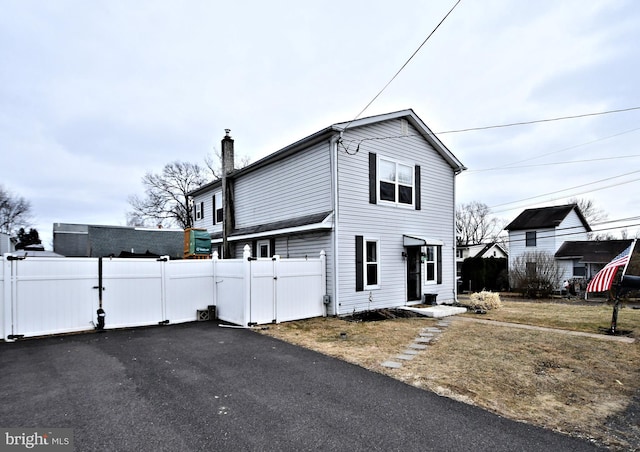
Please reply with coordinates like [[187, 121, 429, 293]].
[[509, 251, 565, 298], [461, 290, 502, 311]]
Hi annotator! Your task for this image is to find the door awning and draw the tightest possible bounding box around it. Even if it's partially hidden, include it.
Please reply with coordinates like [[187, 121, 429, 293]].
[[403, 235, 444, 247]]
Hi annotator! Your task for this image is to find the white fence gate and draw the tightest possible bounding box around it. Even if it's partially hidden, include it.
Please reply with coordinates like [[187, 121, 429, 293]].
[[1, 247, 326, 341], [214, 246, 327, 327]]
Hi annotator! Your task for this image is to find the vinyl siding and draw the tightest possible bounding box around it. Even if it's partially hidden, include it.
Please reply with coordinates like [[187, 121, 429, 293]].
[[234, 141, 332, 228], [507, 207, 588, 276], [192, 189, 223, 234], [335, 119, 457, 313]]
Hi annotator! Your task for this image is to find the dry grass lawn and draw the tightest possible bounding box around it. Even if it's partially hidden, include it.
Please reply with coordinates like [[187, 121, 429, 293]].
[[259, 301, 640, 451]]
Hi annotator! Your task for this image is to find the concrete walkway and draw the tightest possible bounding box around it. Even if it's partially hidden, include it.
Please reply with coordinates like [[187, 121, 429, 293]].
[[455, 316, 636, 343]]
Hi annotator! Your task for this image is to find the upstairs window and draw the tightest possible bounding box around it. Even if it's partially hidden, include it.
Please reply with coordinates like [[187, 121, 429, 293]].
[[379, 158, 414, 206], [195, 201, 204, 221], [212, 192, 223, 225], [369, 153, 421, 209], [526, 231, 537, 247]]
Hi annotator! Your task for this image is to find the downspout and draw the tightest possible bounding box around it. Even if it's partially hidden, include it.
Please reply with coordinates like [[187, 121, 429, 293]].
[[331, 134, 340, 316]]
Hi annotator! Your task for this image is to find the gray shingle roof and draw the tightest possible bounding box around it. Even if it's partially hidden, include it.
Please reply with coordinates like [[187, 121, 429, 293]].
[[555, 239, 633, 263]]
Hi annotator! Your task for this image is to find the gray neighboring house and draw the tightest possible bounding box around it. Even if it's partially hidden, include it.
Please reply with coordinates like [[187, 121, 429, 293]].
[[555, 239, 634, 282], [53, 223, 184, 258], [189, 109, 466, 315]]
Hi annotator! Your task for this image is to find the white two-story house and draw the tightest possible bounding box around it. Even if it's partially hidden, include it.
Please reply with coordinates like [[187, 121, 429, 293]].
[[504, 204, 591, 283], [189, 109, 466, 315]]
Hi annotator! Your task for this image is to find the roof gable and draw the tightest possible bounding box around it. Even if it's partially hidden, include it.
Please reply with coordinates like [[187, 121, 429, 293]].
[[505, 204, 591, 232], [189, 109, 466, 197], [333, 109, 466, 173]]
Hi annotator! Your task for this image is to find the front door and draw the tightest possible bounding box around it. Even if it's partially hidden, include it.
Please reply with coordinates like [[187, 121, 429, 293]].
[[407, 247, 422, 302]]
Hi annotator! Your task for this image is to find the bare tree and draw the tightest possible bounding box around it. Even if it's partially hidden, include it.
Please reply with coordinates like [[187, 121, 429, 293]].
[[568, 197, 608, 224], [510, 251, 565, 298], [456, 201, 502, 246], [0, 185, 32, 235], [127, 161, 210, 229]]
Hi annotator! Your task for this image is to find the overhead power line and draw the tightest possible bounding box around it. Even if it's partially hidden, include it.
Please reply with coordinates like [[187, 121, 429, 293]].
[[489, 169, 640, 210], [468, 125, 640, 172], [437, 105, 640, 134], [342, 0, 461, 131]]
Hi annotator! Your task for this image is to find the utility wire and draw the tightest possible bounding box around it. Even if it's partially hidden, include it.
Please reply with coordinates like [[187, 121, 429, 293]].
[[472, 217, 640, 247], [437, 105, 640, 134], [342, 0, 461, 132], [467, 154, 640, 172], [489, 169, 640, 210], [469, 125, 640, 172]]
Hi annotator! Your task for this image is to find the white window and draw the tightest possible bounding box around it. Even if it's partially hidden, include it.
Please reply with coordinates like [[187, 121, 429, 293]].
[[424, 245, 437, 284], [378, 157, 414, 206], [365, 239, 380, 288], [195, 201, 204, 221]]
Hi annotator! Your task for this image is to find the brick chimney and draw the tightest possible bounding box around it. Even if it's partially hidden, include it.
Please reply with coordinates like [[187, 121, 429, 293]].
[[221, 129, 235, 258]]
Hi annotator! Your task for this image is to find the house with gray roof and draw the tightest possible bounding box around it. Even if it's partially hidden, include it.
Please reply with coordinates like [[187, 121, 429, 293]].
[[555, 239, 633, 282], [189, 109, 466, 315]]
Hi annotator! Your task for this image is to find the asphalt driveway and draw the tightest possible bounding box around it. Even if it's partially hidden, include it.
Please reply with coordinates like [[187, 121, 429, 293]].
[[0, 322, 604, 451]]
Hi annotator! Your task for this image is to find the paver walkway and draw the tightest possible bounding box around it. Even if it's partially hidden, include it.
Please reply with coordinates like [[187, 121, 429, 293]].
[[381, 319, 452, 369]]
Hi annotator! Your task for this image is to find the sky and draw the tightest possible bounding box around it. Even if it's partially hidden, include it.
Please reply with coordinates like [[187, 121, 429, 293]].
[[2, 0, 640, 248]]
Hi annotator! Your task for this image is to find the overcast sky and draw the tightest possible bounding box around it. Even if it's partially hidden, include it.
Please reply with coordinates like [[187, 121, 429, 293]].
[[2, 0, 639, 248]]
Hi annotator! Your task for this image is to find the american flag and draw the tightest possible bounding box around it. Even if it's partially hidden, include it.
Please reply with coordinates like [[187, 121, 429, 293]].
[[586, 243, 634, 293]]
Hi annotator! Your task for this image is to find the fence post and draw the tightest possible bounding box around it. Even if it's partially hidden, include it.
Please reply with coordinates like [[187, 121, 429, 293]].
[[2, 255, 12, 341], [242, 244, 252, 326], [320, 250, 327, 317], [212, 251, 219, 310], [273, 254, 280, 323], [160, 256, 169, 323]]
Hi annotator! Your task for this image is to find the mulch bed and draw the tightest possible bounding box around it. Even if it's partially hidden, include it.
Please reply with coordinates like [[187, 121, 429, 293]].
[[342, 308, 423, 322]]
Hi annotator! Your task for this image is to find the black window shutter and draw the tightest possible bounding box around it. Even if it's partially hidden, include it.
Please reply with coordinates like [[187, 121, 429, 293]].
[[269, 238, 276, 257], [252, 240, 257, 258], [437, 245, 443, 284], [415, 165, 421, 210], [212, 196, 216, 225], [369, 153, 377, 204], [355, 236, 364, 291]]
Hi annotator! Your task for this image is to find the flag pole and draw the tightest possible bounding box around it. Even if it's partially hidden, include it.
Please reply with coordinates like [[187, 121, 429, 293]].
[[610, 239, 637, 334]]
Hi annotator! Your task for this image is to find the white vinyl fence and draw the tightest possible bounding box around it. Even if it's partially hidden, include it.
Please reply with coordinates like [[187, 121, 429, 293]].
[[1, 246, 326, 341]]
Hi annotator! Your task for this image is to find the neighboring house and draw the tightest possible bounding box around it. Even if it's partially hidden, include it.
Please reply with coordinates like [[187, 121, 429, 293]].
[[456, 242, 509, 292], [189, 109, 466, 315], [504, 204, 592, 290], [505, 203, 590, 263], [53, 223, 184, 258], [555, 239, 633, 282], [456, 242, 508, 279], [0, 232, 16, 255]]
